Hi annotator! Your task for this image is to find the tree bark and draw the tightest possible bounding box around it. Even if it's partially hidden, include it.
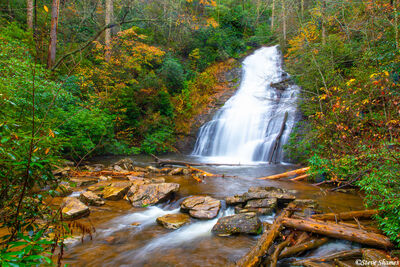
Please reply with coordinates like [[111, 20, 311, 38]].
[[258, 167, 310, 180], [105, 0, 113, 61], [47, 0, 60, 69], [270, 232, 294, 267], [281, 218, 393, 249], [235, 202, 298, 267], [293, 249, 362, 265], [271, 0, 275, 31], [311, 210, 378, 221], [27, 0, 33, 29], [279, 237, 329, 259]]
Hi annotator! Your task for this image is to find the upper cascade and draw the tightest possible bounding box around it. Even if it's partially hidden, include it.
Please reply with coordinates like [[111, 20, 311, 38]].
[[192, 46, 299, 163]]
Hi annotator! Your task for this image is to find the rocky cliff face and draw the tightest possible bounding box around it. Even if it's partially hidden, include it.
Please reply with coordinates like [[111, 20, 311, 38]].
[[175, 60, 242, 153]]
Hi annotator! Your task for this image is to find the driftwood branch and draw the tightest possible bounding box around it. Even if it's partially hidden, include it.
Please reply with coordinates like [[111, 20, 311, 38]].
[[150, 154, 243, 167], [270, 232, 294, 267], [279, 237, 329, 259], [311, 210, 378, 221], [258, 167, 310, 180], [292, 249, 362, 265]]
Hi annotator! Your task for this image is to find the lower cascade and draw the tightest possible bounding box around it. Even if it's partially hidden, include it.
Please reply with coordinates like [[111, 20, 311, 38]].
[[192, 46, 300, 163]]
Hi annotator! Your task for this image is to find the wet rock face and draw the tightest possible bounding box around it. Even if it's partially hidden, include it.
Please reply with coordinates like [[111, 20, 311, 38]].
[[127, 183, 180, 207], [70, 177, 99, 187], [79, 191, 105, 206], [212, 213, 262, 236], [102, 181, 132, 200], [61, 197, 90, 220], [225, 187, 296, 215], [156, 213, 190, 229], [180, 196, 221, 219]]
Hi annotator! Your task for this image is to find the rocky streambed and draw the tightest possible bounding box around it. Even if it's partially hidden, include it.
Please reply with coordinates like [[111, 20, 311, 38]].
[[53, 156, 397, 266]]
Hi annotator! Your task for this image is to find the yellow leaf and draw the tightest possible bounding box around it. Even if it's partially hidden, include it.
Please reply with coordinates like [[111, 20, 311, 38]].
[[44, 5, 49, 12], [45, 148, 50, 154], [49, 129, 55, 138], [33, 147, 38, 153]]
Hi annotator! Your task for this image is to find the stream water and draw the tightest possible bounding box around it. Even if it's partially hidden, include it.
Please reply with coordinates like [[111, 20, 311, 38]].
[[63, 47, 364, 266], [62, 155, 364, 267]]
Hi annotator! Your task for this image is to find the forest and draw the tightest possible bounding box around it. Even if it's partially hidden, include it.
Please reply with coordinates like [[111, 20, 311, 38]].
[[0, 0, 399, 266]]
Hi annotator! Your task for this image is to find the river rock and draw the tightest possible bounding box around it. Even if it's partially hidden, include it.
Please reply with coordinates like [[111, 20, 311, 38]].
[[225, 187, 296, 206], [112, 158, 135, 171], [61, 197, 90, 220], [244, 198, 277, 209], [78, 191, 105, 206], [156, 213, 190, 229], [87, 181, 112, 194], [70, 177, 99, 187], [212, 213, 262, 236], [83, 164, 104, 172], [102, 181, 131, 200], [146, 166, 161, 173], [234, 206, 275, 215], [127, 183, 180, 207], [181, 196, 221, 219], [168, 167, 184, 175]]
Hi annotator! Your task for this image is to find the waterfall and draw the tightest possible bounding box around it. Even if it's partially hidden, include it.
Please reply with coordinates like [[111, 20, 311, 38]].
[[192, 46, 299, 163]]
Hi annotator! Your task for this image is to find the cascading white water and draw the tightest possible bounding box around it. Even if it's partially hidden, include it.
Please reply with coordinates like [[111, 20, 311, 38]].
[[192, 46, 299, 163]]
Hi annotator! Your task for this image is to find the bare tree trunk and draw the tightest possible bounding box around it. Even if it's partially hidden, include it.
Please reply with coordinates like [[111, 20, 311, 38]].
[[27, 0, 33, 29], [301, 0, 304, 19], [47, 0, 60, 69], [282, 0, 286, 41], [105, 0, 113, 61], [271, 0, 275, 31], [395, 0, 399, 49]]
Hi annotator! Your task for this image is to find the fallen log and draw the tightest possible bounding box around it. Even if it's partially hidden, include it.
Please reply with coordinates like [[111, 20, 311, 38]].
[[292, 249, 362, 265], [311, 210, 378, 221], [150, 154, 244, 167], [281, 218, 393, 249], [294, 232, 310, 245], [235, 202, 298, 267], [279, 237, 329, 259], [270, 232, 295, 267], [186, 165, 217, 177], [257, 167, 310, 180], [291, 174, 310, 181]]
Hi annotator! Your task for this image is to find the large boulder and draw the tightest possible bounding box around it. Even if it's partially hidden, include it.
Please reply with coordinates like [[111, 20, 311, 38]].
[[244, 198, 277, 209], [78, 191, 105, 206], [156, 213, 190, 229], [212, 213, 262, 236], [102, 181, 131, 200], [127, 183, 180, 207], [181, 196, 221, 219], [87, 181, 112, 194], [61, 197, 90, 220]]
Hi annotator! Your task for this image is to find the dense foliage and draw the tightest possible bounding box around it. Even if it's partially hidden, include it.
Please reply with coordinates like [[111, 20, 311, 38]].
[[283, 0, 400, 244]]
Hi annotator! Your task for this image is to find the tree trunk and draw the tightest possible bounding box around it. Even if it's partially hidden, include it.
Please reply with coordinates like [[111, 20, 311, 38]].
[[282, 0, 286, 41], [311, 210, 378, 221], [279, 237, 329, 259], [271, 0, 275, 31], [27, 0, 33, 29], [293, 249, 363, 265], [105, 0, 113, 61], [281, 218, 393, 249], [47, 0, 60, 69]]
